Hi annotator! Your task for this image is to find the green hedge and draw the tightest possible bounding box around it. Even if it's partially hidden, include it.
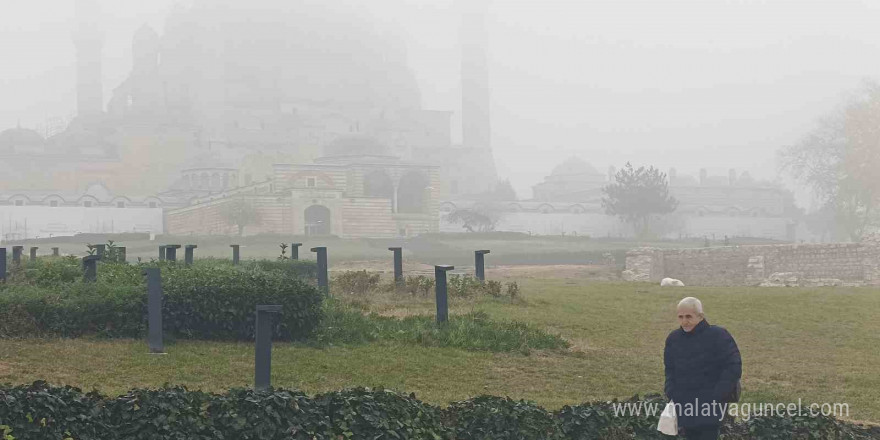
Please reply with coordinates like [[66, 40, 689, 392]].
[[0, 262, 323, 341], [1, 382, 878, 440]]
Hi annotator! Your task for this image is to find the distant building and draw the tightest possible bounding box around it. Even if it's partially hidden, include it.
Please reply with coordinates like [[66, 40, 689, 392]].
[[166, 136, 439, 238], [442, 158, 797, 240], [0, 183, 166, 241], [0, 0, 498, 239]]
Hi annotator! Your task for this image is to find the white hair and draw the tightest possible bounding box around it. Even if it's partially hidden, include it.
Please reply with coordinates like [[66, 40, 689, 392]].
[[677, 297, 704, 316]]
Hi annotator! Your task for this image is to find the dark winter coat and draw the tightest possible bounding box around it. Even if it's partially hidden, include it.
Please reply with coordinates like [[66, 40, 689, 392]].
[[664, 319, 742, 428]]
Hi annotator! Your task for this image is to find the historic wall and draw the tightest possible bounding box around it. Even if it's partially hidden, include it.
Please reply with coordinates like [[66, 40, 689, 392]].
[[0, 205, 163, 241], [624, 243, 880, 287]]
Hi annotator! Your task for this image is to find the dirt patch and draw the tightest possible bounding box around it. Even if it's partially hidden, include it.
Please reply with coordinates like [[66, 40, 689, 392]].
[[331, 262, 619, 281], [489, 265, 619, 281]]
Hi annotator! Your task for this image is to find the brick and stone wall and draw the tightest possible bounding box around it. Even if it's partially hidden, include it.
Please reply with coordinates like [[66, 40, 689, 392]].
[[624, 242, 880, 287]]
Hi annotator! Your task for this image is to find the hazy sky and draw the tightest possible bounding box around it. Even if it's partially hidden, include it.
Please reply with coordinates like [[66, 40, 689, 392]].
[[2, 0, 880, 203]]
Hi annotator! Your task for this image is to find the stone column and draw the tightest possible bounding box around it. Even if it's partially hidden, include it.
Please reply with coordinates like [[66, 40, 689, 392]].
[[310, 246, 328, 295], [254, 305, 283, 391], [434, 265, 455, 323]]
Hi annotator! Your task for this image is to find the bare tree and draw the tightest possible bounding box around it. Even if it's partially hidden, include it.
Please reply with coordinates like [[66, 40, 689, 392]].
[[780, 80, 880, 241]]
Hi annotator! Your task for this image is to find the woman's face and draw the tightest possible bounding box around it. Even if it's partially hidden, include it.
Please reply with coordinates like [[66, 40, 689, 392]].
[[677, 306, 703, 332]]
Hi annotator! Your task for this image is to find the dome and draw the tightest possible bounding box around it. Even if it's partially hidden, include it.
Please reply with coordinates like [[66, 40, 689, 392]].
[[182, 152, 238, 171], [154, 0, 422, 111], [0, 127, 45, 150], [323, 135, 389, 157], [133, 23, 159, 45], [551, 157, 601, 177]]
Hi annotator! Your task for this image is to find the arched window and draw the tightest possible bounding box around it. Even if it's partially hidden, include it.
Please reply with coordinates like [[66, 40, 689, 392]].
[[363, 170, 394, 211]]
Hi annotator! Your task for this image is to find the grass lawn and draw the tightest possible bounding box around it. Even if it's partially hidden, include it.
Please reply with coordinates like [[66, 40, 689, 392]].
[[2, 273, 878, 423]]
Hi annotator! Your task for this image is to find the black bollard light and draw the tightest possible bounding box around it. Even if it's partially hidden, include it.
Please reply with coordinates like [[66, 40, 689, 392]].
[[231, 245, 240, 265], [185, 245, 197, 266], [12, 246, 23, 266], [144, 268, 164, 354], [116, 247, 127, 263], [475, 250, 490, 281], [165, 245, 181, 262], [29, 247, 38, 261], [82, 255, 100, 282], [310, 246, 328, 294], [52, 247, 60, 257], [159, 246, 166, 261], [388, 247, 403, 286], [434, 265, 454, 324], [291, 243, 302, 260], [254, 304, 283, 391], [0, 248, 6, 282]]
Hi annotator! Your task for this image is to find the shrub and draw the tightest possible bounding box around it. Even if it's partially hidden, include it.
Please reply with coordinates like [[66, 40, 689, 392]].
[[314, 302, 568, 353], [0, 381, 107, 440], [556, 395, 668, 440], [445, 395, 563, 440], [0, 262, 324, 341], [2, 383, 878, 440], [403, 275, 434, 296], [207, 388, 332, 440], [158, 264, 323, 341], [101, 387, 216, 440], [332, 270, 381, 295], [315, 388, 452, 439]]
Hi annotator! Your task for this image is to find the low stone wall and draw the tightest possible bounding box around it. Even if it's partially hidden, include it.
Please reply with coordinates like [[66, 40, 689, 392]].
[[623, 242, 880, 287]]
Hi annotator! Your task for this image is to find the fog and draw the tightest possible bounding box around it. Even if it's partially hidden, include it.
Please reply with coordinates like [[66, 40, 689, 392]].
[[3, 0, 880, 202]]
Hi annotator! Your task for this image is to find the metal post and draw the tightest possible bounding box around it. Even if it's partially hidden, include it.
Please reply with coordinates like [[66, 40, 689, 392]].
[[29, 247, 38, 261], [159, 246, 166, 261], [165, 245, 181, 262], [435, 265, 454, 323], [291, 243, 302, 260], [144, 268, 164, 354], [116, 247, 127, 263], [95, 244, 106, 260], [310, 246, 328, 294], [12, 246, 22, 266], [231, 245, 240, 265], [475, 250, 490, 281], [185, 245, 197, 266], [82, 255, 99, 282], [255, 304, 283, 391], [0, 248, 6, 282], [52, 247, 59, 257], [388, 247, 403, 286]]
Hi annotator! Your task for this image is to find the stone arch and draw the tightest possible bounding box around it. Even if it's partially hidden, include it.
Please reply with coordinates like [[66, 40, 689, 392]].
[[363, 169, 394, 199], [397, 172, 428, 214], [304, 205, 332, 236]]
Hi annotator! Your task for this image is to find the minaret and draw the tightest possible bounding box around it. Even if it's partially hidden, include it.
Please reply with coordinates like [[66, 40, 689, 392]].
[[72, 0, 104, 118], [460, 0, 491, 150]]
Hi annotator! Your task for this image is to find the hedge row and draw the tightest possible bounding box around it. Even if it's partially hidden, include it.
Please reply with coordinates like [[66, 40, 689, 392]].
[[1, 382, 877, 440], [0, 261, 323, 341]]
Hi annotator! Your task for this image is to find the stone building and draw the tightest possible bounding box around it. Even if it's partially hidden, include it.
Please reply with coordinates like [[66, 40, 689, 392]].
[[0, 0, 498, 238], [441, 157, 797, 240], [166, 136, 439, 238]]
